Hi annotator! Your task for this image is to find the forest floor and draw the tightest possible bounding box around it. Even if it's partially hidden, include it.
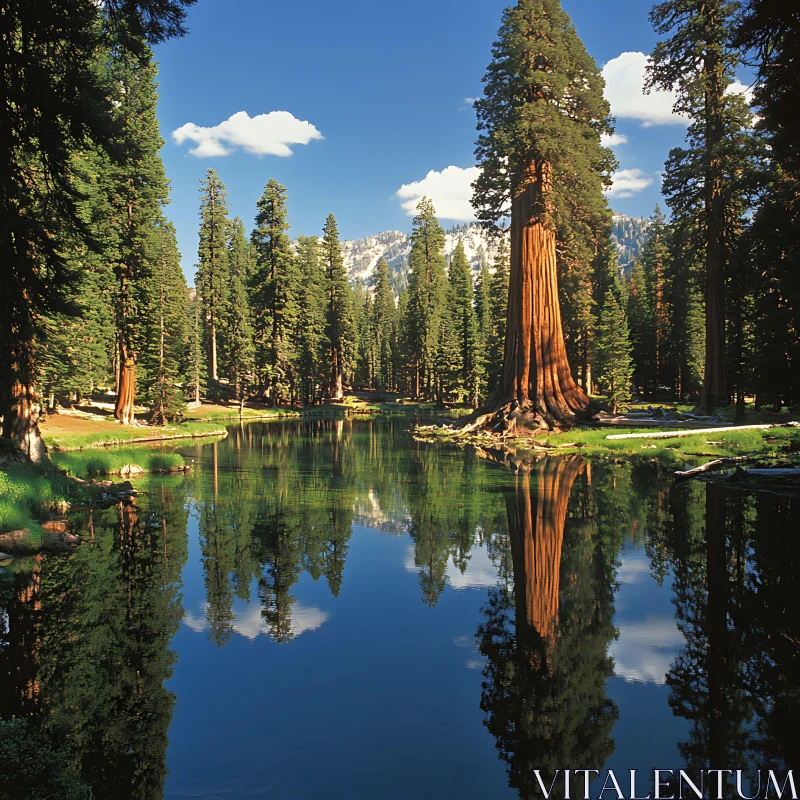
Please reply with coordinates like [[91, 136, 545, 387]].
[[39, 408, 226, 450]]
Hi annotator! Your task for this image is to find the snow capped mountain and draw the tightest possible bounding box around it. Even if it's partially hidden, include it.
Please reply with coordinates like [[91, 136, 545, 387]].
[[340, 214, 651, 290], [341, 223, 504, 290]]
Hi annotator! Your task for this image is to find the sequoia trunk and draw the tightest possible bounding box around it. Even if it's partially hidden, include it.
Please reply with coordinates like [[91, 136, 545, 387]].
[[497, 160, 589, 422], [114, 340, 136, 425]]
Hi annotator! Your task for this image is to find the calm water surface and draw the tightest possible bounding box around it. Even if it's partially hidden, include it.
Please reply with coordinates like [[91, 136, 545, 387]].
[[1, 419, 798, 799]]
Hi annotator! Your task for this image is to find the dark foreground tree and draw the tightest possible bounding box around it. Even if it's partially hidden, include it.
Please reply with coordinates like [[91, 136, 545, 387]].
[[647, 0, 740, 413], [0, 0, 195, 461], [471, 0, 615, 428]]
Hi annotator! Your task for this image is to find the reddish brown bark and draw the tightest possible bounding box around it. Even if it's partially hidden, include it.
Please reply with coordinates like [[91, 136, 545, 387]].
[[3, 379, 49, 463], [498, 160, 589, 422], [114, 339, 136, 425], [507, 457, 584, 648]]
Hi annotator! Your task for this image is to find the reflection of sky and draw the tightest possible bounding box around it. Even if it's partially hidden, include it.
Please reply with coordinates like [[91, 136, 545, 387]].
[[610, 543, 683, 684], [183, 598, 329, 640], [403, 542, 500, 589]]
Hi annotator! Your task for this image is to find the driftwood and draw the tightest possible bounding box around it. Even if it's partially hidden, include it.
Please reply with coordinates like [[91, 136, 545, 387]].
[[607, 424, 774, 441], [675, 457, 754, 477]]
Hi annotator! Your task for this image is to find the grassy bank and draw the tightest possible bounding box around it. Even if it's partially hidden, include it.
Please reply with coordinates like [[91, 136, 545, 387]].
[[420, 423, 800, 466], [41, 414, 226, 450], [0, 465, 79, 538], [51, 446, 185, 478]]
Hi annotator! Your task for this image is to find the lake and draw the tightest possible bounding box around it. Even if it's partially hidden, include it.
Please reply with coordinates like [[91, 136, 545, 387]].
[[1, 419, 797, 799]]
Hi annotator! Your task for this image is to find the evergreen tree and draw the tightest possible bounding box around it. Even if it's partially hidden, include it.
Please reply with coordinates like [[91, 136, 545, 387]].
[[0, 0, 195, 460], [322, 214, 354, 400], [647, 0, 741, 412], [473, 0, 616, 422], [371, 258, 398, 393], [250, 179, 298, 404], [473, 246, 493, 403], [293, 236, 329, 404], [98, 38, 171, 426], [402, 198, 448, 400], [626, 206, 669, 395], [141, 221, 188, 424], [223, 218, 256, 414], [447, 241, 480, 405], [594, 289, 634, 413], [186, 290, 206, 404], [196, 169, 230, 385], [486, 234, 510, 391]]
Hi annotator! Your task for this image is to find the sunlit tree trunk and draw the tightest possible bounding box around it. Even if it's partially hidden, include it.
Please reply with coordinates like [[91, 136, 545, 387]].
[[497, 161, 589, 422], [507, 456, 584, 648], [114, 339, 136, 425]]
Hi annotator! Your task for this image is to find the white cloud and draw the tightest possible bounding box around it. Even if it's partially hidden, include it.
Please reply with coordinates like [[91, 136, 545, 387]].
[[726, 79, 755, 106], [181, 599, 329, 641], [396, 165, 480, 221], [172, 110, 323, 158], [610, 618, 684, 684], [601, 132, 629, 148], [605, 168, 655, 199], [603, 52, 688, 127]]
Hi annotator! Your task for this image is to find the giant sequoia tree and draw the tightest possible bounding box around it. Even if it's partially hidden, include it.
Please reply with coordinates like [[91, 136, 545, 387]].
[[472, 0, 615, 426]]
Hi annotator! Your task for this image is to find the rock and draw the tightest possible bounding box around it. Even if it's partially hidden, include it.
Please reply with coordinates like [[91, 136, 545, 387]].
[[42, 520, 67, 534], [0, 552, 13, 562]]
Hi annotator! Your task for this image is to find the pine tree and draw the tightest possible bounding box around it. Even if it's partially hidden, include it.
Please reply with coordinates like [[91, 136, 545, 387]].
[[402, 198, 448, 400], [250, 179, 298, 404], [223, 223, 256, 415], [372, 258, 397, 393], [293, 235, 329, 404], [141, 222, 188, 424], [648, 0, 741, 412], [486, 234, 510, 391], [196, 169, 230, 386], [594, 290, 634, 413], [322, 214, 354, 400], [186, 290, 206, 405], [473, 247, 493, 403], [0, 0, 195, 460], [473, 0, 616, 423], [627, 206, 669, 395], [447, 241, 480, 405]]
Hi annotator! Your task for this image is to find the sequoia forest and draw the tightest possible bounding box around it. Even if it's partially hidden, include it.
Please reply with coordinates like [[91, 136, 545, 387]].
[[1, 0, 798, 455]]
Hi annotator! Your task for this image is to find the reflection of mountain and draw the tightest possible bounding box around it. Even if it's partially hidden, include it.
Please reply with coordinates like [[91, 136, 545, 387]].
[[184, 598, 329, 641]]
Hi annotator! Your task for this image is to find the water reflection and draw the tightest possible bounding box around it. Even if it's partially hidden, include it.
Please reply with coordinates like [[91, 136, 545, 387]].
[[478, 457, 618, 798], [0, 490, 186, 798], [1, 420, 798, 799]]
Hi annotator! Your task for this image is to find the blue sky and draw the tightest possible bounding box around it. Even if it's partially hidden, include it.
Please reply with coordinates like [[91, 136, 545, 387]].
[[153, 0, 744, 280]]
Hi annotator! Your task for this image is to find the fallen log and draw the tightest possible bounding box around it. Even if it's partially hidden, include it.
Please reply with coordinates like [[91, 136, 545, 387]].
[[675, 457, 754, 477], [607, 424, 774, 441]]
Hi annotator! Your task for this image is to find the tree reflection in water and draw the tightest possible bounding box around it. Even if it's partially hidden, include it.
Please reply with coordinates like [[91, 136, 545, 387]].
[[2, 421, 799, 799], [478, 457, 618, 798]]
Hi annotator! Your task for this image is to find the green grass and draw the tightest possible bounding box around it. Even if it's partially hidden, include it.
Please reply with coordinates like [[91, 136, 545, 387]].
[[51, 446, 185, 478], [0, 466, 79, 536], [44, 419, 225, 450], [421, 422, 800, 465]]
